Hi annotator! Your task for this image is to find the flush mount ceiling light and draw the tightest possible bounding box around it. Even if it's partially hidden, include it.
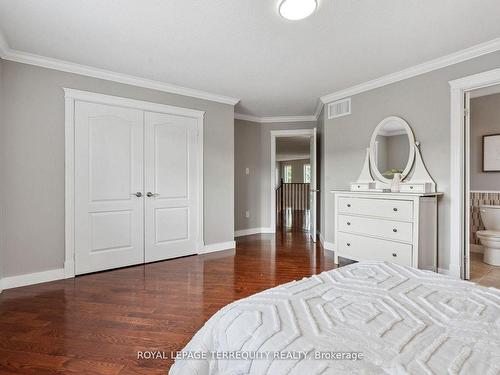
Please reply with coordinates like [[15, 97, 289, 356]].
[[279, 0, 317, 21]]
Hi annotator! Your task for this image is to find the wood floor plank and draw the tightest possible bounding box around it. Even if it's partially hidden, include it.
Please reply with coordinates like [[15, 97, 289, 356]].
[[0, 212, 336, 374]]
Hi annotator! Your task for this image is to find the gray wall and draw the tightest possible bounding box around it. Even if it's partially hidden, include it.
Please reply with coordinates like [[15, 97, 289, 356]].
[[234, 119, 316, 232], [278, 159, 310, 183], [0, 58, 4, 283], [322, 50, 500, 271], [470, 93, 500, 190], [276, 137, 310, 157], [1, 59, 235, 277], [234, 120, 262, 231]]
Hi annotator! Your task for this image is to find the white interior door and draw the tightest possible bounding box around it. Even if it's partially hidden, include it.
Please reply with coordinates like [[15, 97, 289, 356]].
[[309, 128, 317, 242], [74, 101, 145, 275], [144, 112, 199, 262], [464, 91, 471, 280]]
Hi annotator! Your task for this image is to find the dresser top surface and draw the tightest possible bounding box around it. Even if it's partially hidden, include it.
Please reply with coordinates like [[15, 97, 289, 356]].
[[330, 190, 444, 197]]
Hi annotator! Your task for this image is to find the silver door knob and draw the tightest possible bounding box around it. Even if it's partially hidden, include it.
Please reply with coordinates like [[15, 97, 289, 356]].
[[132, 192, 143, 197], [146, 192, 159, 198]]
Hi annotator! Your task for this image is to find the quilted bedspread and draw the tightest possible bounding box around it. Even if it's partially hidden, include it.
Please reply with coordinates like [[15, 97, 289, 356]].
[[169, 262, 500, 374]]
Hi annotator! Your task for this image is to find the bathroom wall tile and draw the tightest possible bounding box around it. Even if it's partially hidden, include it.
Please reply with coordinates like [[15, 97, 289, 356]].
[[470, 191, 500, 244]]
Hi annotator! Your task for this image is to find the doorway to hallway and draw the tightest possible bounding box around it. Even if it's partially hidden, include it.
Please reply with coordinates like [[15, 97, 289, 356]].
[[271, 129, 317, 237]]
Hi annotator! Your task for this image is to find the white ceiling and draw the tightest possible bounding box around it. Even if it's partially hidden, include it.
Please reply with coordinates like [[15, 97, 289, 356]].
[[1, 0, 500, 117]]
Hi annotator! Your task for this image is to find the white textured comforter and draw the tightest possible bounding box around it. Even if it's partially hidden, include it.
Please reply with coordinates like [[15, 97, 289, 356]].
[[170, 262, 500, 374]]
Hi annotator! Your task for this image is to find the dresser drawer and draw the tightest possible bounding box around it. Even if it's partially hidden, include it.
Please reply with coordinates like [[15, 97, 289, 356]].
[[350, 182, 375, 191], [338, 197, 412, 221], [399, 183, 432, 194], [337, 232, 412, 266], [338, 214, 413, 243]]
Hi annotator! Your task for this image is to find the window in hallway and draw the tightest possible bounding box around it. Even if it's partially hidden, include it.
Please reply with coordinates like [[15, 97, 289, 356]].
[[283, 164, 292, 183], [304, 164, 311, 183]]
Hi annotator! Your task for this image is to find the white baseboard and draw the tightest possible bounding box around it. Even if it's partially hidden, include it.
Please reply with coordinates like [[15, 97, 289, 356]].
[[64, 260, 75, 278], [470, 244, 484, 254], [234, 227, 274, 237], [318, 232, 325, 246], [323, 242, 336, 252], [1, 268, 66, 290], [200, 241, 236, 254], [318, 233, 336, 252], [447, 263, 461, 278], [0, 241, 236, 292]]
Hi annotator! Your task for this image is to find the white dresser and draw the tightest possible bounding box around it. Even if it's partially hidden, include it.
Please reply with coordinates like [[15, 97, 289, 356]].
[[332, 191, 441, 271]]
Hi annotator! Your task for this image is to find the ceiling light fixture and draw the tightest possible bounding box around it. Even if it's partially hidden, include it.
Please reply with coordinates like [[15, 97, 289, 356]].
[[279, 0, 317, 21]]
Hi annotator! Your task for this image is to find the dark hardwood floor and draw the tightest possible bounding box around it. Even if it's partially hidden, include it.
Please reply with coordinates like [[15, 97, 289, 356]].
[[0, 213, 335, 374]]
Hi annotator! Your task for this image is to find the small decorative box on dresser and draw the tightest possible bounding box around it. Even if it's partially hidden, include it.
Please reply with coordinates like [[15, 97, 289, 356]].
[[332, 191, 442, 271]]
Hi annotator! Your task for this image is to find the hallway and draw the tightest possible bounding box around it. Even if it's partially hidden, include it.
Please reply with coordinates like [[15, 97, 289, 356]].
[[276, 208, 311, 233]]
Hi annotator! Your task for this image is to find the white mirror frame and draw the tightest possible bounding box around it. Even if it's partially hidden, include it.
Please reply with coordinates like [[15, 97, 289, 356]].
[[369, 116, 415, 184]]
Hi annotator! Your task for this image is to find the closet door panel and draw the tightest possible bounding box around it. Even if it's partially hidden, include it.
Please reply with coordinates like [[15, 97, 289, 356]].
[[74, 101, 144, 275], [144, 112, 199, 262]]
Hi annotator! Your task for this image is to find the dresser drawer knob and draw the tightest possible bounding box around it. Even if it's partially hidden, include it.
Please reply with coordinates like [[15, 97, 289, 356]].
[[393, 207, 398, 212], [347, 222, 351, 226], [347, 243, 351, 247], [410, 186, 414, 189], [392, 253, 397, 257], [393, 228, 398, 233], [347, 204, 351, 207]]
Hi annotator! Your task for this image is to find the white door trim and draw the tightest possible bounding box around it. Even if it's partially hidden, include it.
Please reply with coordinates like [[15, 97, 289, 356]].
[[449, 68, 500, 279], [270, 129, 316, 232], [64, 88, 205, 278]]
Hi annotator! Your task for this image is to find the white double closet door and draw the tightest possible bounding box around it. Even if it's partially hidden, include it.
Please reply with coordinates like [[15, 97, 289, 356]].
[[74, 101, 200, 275]]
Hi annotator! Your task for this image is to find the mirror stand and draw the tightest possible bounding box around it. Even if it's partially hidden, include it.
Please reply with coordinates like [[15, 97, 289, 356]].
[[401, 142, 436, 193], [350, 148, 376, 191], [350, 116, 436, 193]]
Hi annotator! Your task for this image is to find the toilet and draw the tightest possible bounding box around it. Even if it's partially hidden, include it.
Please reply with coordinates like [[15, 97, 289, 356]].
[[476, 205, 500, 266]]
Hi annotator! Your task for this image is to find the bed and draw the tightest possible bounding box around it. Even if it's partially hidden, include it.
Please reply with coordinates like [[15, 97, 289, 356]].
[[169, 262, 500, 374]]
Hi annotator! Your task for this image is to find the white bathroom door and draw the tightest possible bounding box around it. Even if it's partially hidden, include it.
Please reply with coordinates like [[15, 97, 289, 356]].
[[74, 101, 145, 275], [464, 91, 471, 280], [309, 128, 317, 242], [144, 112, 200, 262]]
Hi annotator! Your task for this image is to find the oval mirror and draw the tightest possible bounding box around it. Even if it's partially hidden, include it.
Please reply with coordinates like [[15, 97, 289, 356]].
[[369, 116, 415, 184]]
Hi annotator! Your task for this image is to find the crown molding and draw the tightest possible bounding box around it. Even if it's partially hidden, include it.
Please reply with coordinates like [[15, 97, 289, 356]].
[[4, 26, 500, 117], [234, 113, 262, 123], [313, 100, 324, 120], [0, 31, 239, 106], [235, 112, 317, 123], [320, 37, 500, 104]]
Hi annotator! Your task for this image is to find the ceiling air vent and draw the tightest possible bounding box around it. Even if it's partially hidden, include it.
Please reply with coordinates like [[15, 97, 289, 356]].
[[327, 98, 351, 119]]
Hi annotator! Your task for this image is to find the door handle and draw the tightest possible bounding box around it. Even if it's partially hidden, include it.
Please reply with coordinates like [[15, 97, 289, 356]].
[[131, 192, 143, 198], [146, 192, 159, 198]]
